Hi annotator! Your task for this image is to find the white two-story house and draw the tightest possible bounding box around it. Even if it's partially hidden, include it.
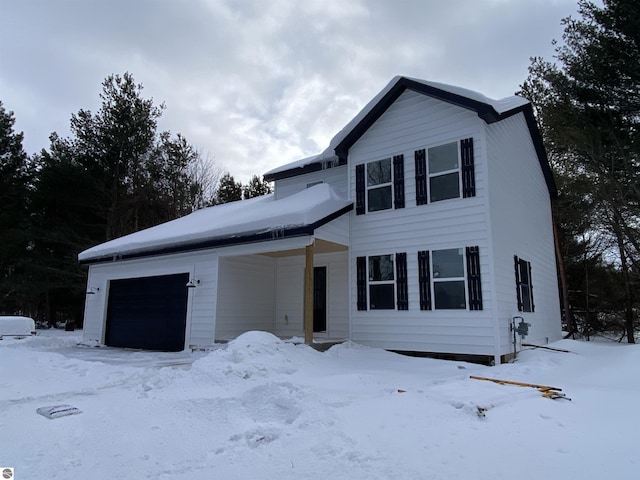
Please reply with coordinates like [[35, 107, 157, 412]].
[[79, 76, 561, 364]]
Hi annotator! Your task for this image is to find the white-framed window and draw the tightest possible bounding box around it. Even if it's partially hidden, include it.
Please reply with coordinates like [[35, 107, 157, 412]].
[[418, 246, 482, 311], [366, 158, 392, 212], [368, 254, 395, 309], [356, 155, 405, 215], [416, 138, 475, 206], [356, 253, 408, 311], [432, 248, 466, 309], [428, 142, 460, 202]]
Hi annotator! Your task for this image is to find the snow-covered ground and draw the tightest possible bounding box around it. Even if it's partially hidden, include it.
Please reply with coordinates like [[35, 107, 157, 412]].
[[1, 330, 638, 479]]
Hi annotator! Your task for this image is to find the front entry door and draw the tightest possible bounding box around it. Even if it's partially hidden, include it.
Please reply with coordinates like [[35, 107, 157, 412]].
[[313, 266, 327, 332]]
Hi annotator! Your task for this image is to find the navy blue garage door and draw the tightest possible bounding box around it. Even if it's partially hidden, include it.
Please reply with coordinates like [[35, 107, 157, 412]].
[[105, 273, 189, 351]]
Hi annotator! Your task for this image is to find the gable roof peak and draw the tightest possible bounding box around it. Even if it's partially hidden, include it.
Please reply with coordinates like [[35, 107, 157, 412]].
[[330, 75, 530, 160], [263, 76, 554, 198]]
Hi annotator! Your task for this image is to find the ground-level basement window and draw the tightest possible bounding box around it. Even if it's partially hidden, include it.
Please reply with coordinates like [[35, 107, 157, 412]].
[[514, 256, 534, 312]]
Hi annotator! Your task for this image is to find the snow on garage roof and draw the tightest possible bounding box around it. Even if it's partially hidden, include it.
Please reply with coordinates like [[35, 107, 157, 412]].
[[78, 183, 352, 264]]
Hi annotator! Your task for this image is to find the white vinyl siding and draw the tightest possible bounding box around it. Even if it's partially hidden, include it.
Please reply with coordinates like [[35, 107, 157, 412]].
[[348, 90, 495, 356], [273, 164, 348, 200], [215, 255, 275, 340], [274, 256, 304, 337], [82, 251, 218, 350], [273, 251, 349, 339], [315, 214, 350, 246], [486, 112, 561, 351], [322, 251, 350, 339]]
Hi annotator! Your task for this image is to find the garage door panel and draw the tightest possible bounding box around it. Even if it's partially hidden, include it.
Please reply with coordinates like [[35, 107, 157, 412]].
[[106, 273, 189, 351]]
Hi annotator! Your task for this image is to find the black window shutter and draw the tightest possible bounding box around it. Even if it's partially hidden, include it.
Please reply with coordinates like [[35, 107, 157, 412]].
[[415, 149, 428, 206], [357, 256, 367, 310], [393, 154, 405, 209], [514, 255, 523, 311], [396, 252, 408, 310], [417, 250, 431, 310], [465, 246, 483, 310], [528, 262, 535, 312], [461, 138, 476, 198], [355, 164, 365, 215]]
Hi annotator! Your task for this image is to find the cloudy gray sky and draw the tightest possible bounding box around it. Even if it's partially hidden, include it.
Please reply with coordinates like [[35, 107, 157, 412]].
[[1, 0, 578, 183]]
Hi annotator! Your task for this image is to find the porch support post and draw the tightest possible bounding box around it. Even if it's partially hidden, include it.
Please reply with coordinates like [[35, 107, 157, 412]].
[[304, 241, 315, 345]]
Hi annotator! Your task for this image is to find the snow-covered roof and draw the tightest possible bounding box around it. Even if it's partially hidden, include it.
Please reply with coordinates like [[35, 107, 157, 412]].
[[263, 153, 322, 178], [326, 76, 530, 160], [404, 77, 529, 114], [265, 76, 532, 181], [79, 184, 352, 264], [264, 75, 555, 197]]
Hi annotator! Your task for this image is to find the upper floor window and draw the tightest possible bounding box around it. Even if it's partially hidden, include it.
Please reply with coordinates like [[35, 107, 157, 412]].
[[367, 159, 392, 211], [356, 155, 405, 215], [428, 142, 460, 202], [415, 138, 475, 205]]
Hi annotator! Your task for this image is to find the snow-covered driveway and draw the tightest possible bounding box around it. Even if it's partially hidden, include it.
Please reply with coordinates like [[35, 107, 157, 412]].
[[1, 330, 638, 479]]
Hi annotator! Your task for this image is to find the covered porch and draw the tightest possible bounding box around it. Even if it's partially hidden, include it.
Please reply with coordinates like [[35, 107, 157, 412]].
[[214, 237, 349, 345]]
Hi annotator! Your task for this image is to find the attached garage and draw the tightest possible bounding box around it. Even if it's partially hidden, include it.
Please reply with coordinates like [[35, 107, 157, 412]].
[[105, 273, 189, 351], [79, 184, 353, 351]]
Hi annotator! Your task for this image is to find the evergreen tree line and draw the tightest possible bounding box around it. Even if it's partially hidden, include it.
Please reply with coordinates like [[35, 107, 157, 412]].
[[0, 73, 270, 326], [521, 0, 639, 342]]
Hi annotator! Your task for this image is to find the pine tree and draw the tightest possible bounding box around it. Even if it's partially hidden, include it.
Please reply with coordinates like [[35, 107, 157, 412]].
[[28, 143, 102, 325], [215, 173, 243, 204], [0, 101, 30, 314], [148, 132, 202, 221], [70, 72, 164, 239], [521, 0, 640, 342], [242, 174, 272, 199], [20, 73, 216, 324]]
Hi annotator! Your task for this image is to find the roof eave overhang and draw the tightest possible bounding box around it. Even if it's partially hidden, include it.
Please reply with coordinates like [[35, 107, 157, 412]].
[[264, 162, 323, 182], [79, 203, 354, 266], [521, 104, 558, 199], [264, 157, 347, 183]]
